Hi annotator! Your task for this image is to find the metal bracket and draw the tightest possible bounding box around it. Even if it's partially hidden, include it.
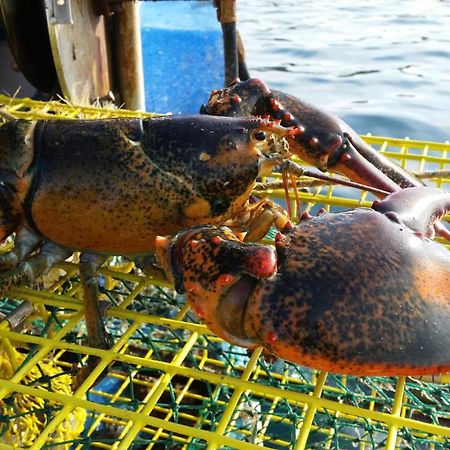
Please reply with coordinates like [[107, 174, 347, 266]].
[[49, 0, 73, 25], [92, 0, 123, 17]]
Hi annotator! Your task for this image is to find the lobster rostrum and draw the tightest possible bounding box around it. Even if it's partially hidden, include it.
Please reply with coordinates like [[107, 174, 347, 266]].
[[156, 186, 450, 376], [0, 115, 305, 359]]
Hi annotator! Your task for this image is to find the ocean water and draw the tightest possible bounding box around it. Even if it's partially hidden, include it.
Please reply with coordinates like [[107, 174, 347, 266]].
[[237, 0, 450, 142]]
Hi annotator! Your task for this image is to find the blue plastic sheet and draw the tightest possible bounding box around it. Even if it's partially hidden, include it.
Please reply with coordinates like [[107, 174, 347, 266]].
[[141, 1, 224, 114]]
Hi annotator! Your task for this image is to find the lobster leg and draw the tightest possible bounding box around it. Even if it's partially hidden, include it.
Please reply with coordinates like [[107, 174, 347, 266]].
[[134, 253, 169, 281], [0, 241, 71, 295], [0, 184, 22, 243], [73, 253, 110, 388], [79, 253, 109, 349], [0, 228, 42, 271], [224, 198, 293, 243]]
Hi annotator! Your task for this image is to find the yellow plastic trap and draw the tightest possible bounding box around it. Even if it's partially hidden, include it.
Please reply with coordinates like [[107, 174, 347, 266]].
[[0, 95, 449, 450]]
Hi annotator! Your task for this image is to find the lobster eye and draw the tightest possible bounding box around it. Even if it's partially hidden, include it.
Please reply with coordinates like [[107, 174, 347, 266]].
[[253, 131, 267, 141]]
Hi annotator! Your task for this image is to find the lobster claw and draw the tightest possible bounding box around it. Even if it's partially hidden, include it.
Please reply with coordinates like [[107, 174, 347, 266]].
[[157, 187, 450, 376], [328, 117, 420, 189], [155, 225, 277, 348], [201, 78, 450, 240], [327, 122, 450, 240], [371, 186, 450, 238], [245, 186, 450, 376], [308, 130, 401, 193]]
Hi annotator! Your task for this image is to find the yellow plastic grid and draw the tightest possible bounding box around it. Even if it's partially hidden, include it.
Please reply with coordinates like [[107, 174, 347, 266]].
[[0, 96, 448, 450]]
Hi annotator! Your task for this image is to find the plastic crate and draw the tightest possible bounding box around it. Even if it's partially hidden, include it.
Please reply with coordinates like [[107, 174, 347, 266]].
[[0, 95, 448, 450]]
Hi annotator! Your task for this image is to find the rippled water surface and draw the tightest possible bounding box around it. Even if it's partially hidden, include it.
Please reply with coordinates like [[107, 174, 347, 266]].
[[237, 0, 450, 141]]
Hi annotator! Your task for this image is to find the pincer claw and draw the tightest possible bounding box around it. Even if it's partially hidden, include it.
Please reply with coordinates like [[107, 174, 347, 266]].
[[157, 187, 450, 377]]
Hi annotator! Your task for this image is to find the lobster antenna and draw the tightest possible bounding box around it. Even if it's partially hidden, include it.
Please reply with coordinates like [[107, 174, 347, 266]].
[[276, 160, 391, 197], [281, 173, 292, 218]]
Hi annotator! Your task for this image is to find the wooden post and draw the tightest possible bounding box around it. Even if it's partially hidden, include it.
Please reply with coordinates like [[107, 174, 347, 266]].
[[216, 0, 238, 85]]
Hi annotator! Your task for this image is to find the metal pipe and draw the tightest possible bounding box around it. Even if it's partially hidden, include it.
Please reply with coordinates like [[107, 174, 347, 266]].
[[113, 1, 145, 110]]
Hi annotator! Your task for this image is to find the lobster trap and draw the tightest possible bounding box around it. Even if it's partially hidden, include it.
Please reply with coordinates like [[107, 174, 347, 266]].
[[0, 95, 449, 450]]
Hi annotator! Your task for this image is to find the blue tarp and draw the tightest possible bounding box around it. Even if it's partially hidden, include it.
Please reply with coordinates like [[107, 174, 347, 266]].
[[141, 1, 224, 114]]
